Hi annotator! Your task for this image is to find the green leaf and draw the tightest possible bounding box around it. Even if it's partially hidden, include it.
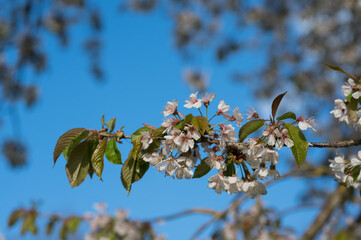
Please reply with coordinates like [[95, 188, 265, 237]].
[[276, 112, 297, 121], [131, 127, 152, 142], [193, 159, 211, 178], [53, 128, 87, 165], [91, 138, 107, 180], [8, 209, 25, 227], [121, 150, 137, 195], [175, 114, 194, 130], [271, 91, 287, 120], [238, 120, 265, 142], [346, 93, 353, 103], [65, 141, 91, 188], [62, 130, 90, 162], [223, 162, 235, 177], [105, 138, 122, 164], [325, 64, 357, 81], [131, 127, 152, 159], [21, 212, 37, 235], [59, 216, 81, 240], [191, 116, 209, 135], [101, 115, 105, 128], [152, 126, 166, 138], [284, 123, 308, 167], [66, 217, 81, 233], [133, 160, 149, 183], [105, 117, 116, 132], [46, 215, 60, 236], [348, 97, 358, 122]]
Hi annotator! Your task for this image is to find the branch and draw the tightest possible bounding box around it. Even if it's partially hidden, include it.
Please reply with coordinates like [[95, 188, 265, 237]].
[[146, 208, 219, 223], [300, 185, 349, 240], [190, 165, 330, 239], [309, 139, 361, 148]]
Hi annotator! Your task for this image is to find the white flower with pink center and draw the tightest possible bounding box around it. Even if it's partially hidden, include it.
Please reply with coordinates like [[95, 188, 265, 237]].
[[225, 176, 243, 194], [162, 99, 178, 117], [246, 107, 259, 121], [161, 117, 179, 133], [341, 78, 357, 97], [330, 99, 350, 125], [262, 125, 277, 146], [143, 152, 163, 166], [184, 124, 201, 140], [231, 107, 243, 127], [205, 152, 226, 171], [175, 165, 193, 179], [275, 128, 294, 150], [201, 93, 216, 107], [184, 92, 202, 109], [297, 115, 316, 132], [174, 132, 195, 152], [219, 124, 237, 148], [158, 156, 180, 176], [217, 100, 231, 119], [208, 174, 227, 194], [141, 131, 153, 149]]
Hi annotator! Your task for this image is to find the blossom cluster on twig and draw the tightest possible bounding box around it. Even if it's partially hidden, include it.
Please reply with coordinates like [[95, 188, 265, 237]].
[[138, 91, 315, 197]]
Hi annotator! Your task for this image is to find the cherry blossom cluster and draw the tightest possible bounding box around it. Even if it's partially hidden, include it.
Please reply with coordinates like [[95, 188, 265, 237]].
[[84, 203, 165, 240], [138, 92, 315, 198], [329, 151, 361, 189], [331, 78, 361, 129]]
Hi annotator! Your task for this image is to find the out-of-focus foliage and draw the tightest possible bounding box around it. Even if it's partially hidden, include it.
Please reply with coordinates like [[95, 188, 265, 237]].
[[0, 0, 102, 167], [8, 203, 165, 240], [125, 0, 361, 100]]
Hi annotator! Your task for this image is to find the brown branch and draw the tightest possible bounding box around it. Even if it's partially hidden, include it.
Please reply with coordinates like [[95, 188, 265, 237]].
[[300, 185, 349, 240], [309, 139, 361, 148], [146, 208, 218, 223], [190, 165, 330, 239]]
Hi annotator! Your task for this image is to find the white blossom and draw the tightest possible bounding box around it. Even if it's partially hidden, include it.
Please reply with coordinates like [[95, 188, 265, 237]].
[[297, 116, 317, 131], [205, 152, 226, 171], [242, 180, 267, 198], [231, 107, 243, 127], [184, 124, 201, 140], [174, 132, 195, 152], [275, 129, 294, 150], [225, 176, 243, 194], [264, 148, 279, 165], [341, 78, 356, 97], [201, 93, 216, 106], [143, 152, 163, 166], [161, 117, 179, 133], [141, 131, 153, 149], [263, 126, 277, 146], [330, 99, 350, 124], [175, 165, 193, 179], [217, 100, 231, 119], [246, 107, 258, 121], [184, 92, 202, 108], [208, 174, 227, 194], [329, 153, 345, 172], [162, 100, 178, 117]]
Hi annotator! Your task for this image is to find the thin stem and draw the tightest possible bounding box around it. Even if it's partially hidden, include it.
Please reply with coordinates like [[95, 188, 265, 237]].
[[198, 108, 203, 117], [208, 114, 217, 122], [212, 119, 230, 128], [206, 106, 208, 119]]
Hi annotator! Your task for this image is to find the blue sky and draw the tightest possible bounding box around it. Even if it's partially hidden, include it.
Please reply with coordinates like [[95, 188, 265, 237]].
[[0, 2, 341, 239]]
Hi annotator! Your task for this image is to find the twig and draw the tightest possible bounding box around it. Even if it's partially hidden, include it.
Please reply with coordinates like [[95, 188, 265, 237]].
[[146, 208, 218, 223], [309, 139, 361, 148], [300, 185, 349, 240]]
